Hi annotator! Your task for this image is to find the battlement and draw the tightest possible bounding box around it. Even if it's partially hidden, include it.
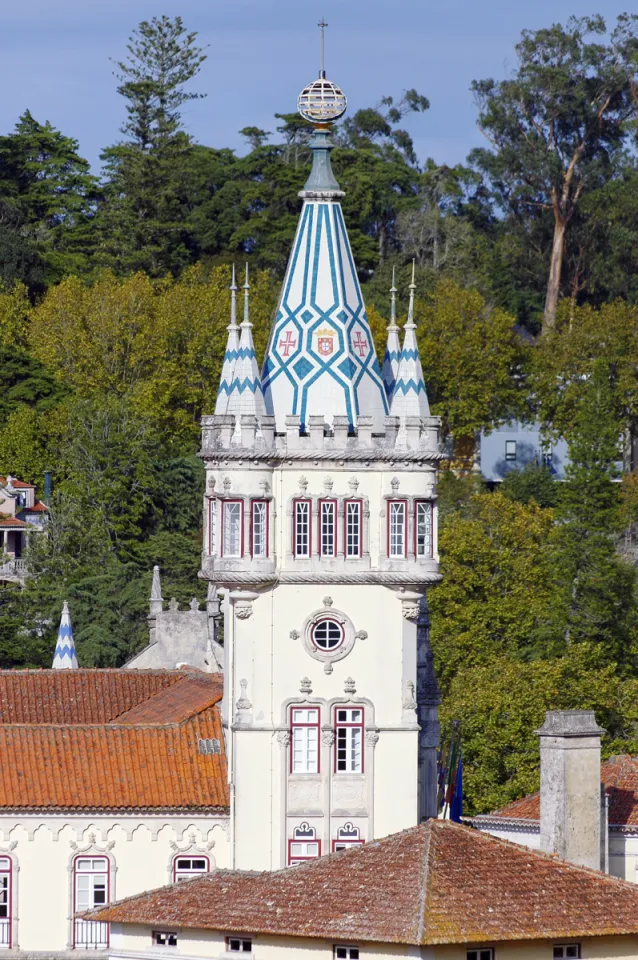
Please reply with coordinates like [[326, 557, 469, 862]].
[[200, 413, 442, 460]]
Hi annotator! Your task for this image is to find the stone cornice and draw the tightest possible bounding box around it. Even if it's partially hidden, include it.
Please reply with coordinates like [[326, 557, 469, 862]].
[[200, 447, 444, 465], [204, 571, 441, 587]]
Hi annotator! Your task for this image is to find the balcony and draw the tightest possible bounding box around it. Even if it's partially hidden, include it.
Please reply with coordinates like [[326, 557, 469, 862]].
[[0, 559, 27, 580], [74, 919, 109, 949]]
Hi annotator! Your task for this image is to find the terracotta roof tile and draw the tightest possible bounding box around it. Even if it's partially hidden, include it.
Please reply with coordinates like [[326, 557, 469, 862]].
[[6, 479, 34, 488], [19, 500, 49, 513], [489, 756, 638, 827], [112, 674, 223, 724], [0, 708, 227, 811], [0, 517, 29, 528], [88, 820, 638, 945], [0, 669, 186, 724]]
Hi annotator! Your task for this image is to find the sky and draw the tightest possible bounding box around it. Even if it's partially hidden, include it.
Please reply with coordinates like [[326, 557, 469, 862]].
[[0, 0, 630, 175]]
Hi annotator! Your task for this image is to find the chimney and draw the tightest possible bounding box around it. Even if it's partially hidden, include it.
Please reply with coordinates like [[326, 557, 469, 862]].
[[536, 710, 605, 870]]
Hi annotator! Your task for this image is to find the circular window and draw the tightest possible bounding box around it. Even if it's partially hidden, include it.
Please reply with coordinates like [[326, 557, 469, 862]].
[[311, 618, 344, 651]]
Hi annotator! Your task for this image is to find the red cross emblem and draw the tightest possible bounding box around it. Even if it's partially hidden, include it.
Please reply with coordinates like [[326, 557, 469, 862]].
[[279, 330, 297, 357], [352, 331, 368, 357]]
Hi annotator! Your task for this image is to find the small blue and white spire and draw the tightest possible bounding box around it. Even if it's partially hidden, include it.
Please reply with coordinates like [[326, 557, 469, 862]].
[[52, 600, 78, 670], [382, 267, 401, 403], [215, 265, 240, 415], [390, 261, 430, 420], [226, 265, 266, 420]]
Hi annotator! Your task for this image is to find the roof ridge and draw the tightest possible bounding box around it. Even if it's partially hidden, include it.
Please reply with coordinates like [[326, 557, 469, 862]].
[[0, 711, 219, 730], [416, 820, 432, 942]]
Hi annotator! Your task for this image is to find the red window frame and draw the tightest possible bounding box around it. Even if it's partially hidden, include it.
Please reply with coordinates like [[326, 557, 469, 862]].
[[333, 706, 365, 774], [72, 855, 110, 949], [292, 498, 312, 558], [290, 706, 320, 774], [318, 498, 338, 557], [172, 854, 210, 882], [208, 498, 217, 556], [250, 499, 269, 558], [414, 500, 433, 559], [287, 831, 321, 865], [0, 856, 11, 948], [387, 499, 408, 558], [332, 838, 365, 852], [344, 499, 363, 558], [221, 499, 244, 558]]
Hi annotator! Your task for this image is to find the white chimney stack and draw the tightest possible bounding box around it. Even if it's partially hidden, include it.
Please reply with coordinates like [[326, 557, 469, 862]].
[[536, 710, 605, 870]]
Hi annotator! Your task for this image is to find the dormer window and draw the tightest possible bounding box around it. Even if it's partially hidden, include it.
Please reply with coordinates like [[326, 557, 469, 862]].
[[222, 501, 244, 558], [293, 499, 312, 557]]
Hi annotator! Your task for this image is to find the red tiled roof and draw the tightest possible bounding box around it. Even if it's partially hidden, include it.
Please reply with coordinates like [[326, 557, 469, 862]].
[[88, 819, 638, 945], [0, 670, 228, 811], [0, 517, 29, 528], [21, 500, 49, 513], [112, 674, 223, 724], [489, 756, 638, 826], [0, 670, 185, 724], [5, 479, 35, 488]]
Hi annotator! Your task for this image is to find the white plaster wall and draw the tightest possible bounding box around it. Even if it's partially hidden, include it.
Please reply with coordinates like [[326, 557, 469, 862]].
[[110, 926, 638, 960], [0, 815, 229, 952]]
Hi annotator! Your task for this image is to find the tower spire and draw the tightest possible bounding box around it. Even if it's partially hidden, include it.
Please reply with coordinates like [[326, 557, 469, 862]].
[[390, 261, 430, 421], [225, 264, 266, 421], [382, 266, 401, 403], [215, 265, 240, 415], [318, 17, 328, 78], [52, 600, 78, 669]]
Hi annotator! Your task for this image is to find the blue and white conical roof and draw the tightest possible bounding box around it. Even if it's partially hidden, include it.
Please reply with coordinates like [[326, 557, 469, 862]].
[[52, 600, 78, 669], [382, 267, 401, 403], [390, 263, 430, 420], [215, 265, 241, 415], [261, 76, 388, 433]]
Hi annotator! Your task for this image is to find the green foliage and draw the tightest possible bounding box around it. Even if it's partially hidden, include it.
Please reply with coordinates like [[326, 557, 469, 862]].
[[500, 463, 559, 509]]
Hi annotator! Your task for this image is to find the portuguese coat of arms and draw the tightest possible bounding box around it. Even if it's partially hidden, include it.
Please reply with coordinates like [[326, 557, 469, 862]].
[[316, 327, 335, 356]]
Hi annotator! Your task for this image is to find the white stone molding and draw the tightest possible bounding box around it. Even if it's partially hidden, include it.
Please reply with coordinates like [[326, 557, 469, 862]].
[[298, 475, 309, 492], [323, 475, 334, 492], [207, 475, 216, 491], [276, 729, 291, 747], [348, 476, 360, 492], [402, 601, 419, 620], [0, 841, 19, 950], [67, 835, 116, 949], [321, 727, 335, 746], [167, 831, 216, 880], [365, 729, 380, 746], [403, 680, 418, 711], [222, 476, 232, 491], [297, 602, 363, 666], [344, 677, 356, 695], [235, 679, 253, 726], [391, 476, 400, 492], [323, 662, 333, 675], [300, 677, 313, 694]]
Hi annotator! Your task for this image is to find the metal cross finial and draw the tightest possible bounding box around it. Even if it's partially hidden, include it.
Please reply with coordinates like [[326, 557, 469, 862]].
[[318, 18, 328, 78]]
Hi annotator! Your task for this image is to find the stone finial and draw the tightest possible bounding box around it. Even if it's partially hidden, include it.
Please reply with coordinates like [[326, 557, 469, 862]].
[[536, 710, 606, 739], [300, 677, 312, 694], [322, 596, 333, 608], [348, 475, 359, 492], [168, 598, 179, 612], [344, 677, 356, 695], [189, 597, 199, 612], [149, 565, 163, 617]]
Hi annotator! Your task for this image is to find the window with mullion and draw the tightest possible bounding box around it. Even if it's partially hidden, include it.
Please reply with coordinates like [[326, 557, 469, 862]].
[[222, 500, 244, 558], [0, 857, 10, 947], [388, 500, 407, 558], [415, 501, 432, 558], [290, 707, 320, 773], [251, 500, 268, 558], [293, 499, 312, 557], [334, 707, 364, 773], [209, 498, 218, 556], [319, 499, 337, 557], [344, 500, 362, 558]]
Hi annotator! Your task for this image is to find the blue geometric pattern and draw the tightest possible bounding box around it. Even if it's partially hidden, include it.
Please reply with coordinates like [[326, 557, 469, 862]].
[[261, 201, 389, 432], [390, 267, 430, 421], [52, 601, 78, 669], [223, 266, 266, 420], [215, 265, 241, 415], [382, 272, 401, 403]]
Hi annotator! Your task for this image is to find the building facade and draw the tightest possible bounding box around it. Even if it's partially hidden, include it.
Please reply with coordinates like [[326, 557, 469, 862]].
[[0, 476, 49, 582], [199, 73, 441, 870]]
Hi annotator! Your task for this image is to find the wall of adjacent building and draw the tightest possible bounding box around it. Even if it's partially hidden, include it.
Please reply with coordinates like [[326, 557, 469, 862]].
[[0, 815, 229, 953]]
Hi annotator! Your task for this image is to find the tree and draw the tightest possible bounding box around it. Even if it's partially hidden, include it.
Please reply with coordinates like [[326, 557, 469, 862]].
[[429, 491, 557, 691], [0, 111, 98, 288], [413, 280, 527, 443], [500, 462, 559, 509], [470, 15, 638, 331], [97, 16, 207, 276]]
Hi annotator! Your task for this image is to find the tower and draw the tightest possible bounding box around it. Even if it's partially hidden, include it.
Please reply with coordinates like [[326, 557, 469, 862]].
[[199, 38, 441, 870]]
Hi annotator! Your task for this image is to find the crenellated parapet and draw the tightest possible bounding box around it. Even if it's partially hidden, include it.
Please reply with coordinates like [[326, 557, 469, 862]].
[[200, 413, 443, 460]]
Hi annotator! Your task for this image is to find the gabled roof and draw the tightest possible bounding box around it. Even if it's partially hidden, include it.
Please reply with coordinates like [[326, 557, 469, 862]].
[[0, 517, 29, 528], [0, 670, 228, 811], [487, 755, 638, 827], [19, 500, 49, 513], [87, 819, 638, 945]]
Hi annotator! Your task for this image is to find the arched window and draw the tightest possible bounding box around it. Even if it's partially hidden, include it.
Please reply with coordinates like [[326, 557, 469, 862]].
[[288, 823, 320, 865], [73, 856, 109, 949], [333, 823, 364, 852], [173, 856, 210, 882], [0, 857, 11, 947]]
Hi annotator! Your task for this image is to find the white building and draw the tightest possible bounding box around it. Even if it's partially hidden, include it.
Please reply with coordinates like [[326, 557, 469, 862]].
[[199, 72, 441, 870]]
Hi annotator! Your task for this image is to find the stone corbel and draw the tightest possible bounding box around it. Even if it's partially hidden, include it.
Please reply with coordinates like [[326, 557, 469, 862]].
[[230, 589, 259, 620]]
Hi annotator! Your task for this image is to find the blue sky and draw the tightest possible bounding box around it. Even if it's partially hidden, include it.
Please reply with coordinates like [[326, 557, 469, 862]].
[[0, 1, 629, 175]]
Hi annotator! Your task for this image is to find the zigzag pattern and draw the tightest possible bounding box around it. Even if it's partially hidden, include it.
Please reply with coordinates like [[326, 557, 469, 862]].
[[392, 379, 428, 395], [52, 602, 78, 669]]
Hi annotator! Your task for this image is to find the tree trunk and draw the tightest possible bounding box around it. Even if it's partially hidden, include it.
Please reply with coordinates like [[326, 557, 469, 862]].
[[543, 216, 567, 333]]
